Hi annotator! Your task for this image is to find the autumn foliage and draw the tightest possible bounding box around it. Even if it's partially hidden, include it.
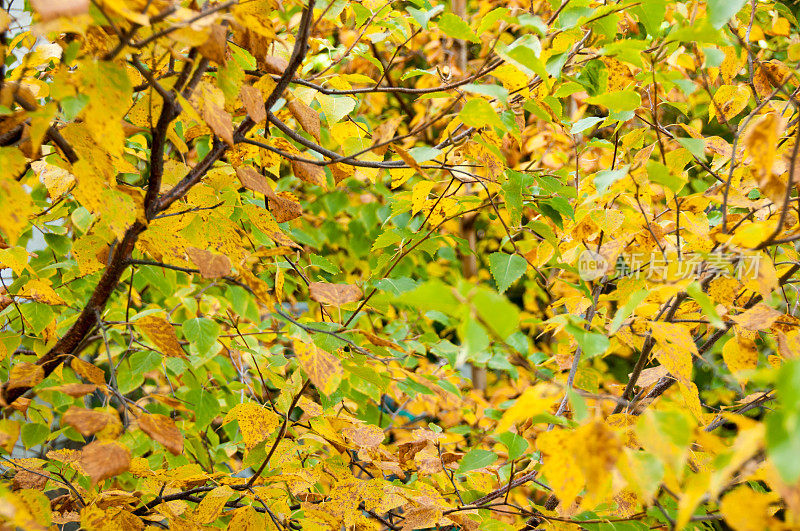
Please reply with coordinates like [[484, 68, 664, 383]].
[[3, 0, 800, 528]]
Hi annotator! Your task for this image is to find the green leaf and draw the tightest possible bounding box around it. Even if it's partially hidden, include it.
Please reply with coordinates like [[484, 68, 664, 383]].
[[501, 170, 524, 227], [408, 146, 442, 162], [183, 317, 221, 356], [686, 282, 725, 329], [489, 252, 527, 294], [437, 13, 480, 43], [570, 116, 604, 134], [594, 166, 629, 194], [609, 288, 648, 334], [585, 90, 641, 112], [707, 0, 748, 29], [457, 448, 498, 474], [21, 422, 49, 448], [496, 432, 528, 460], [565, 324, 609, 359], [459, 99, 505, 130], [647, 160, 685, 193], [461, 83, 509, 103], [473, 288, 520, 339], [632, 0, 666, 36]]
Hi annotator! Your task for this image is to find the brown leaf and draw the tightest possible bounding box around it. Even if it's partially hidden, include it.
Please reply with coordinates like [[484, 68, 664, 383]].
[[730, 303, 782, 331], [71, 357, 106, 386], [186, 247, 231, 279], [309, 282, 363, 306], [12, 468, 49, 491], [138, 414, 183, 455], [63, 407, 119, 437], [50, 383, 97, 398], [236, 165, 271, 195], [288, 99, 321, 143], [30, 0, 88, 21], [197, 24, 228, 65], [372, 116, 403, 155], [291, 160, 326, 187], [7, 362, 44, 392], [268, 191, 302, 223], [262, 56, 288, 75], [201, 101, 234, 147], [136, 315, 187, 357], [80, 441, 130, 484], [240, 84, 266, 123]]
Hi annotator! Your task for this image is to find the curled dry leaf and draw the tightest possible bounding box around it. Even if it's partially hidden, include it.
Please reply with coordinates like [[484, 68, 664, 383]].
[[80, 441, 130, 484], [138, 413, 184, 455], [288, 99, 321, 143], [186, 247, 231, 279], [309, 282, 363, 306]]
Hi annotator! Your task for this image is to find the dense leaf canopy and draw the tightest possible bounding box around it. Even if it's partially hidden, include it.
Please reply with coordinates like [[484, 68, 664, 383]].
[[2, 0, 800, 529]]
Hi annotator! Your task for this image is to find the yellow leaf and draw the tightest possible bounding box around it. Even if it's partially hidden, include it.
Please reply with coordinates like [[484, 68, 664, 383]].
[[719, 46, 745, 85], [649, 322, 697, 386], [226, 505, 265, 530], [743, 113, 783, 177], [730, 303, 781, 331], [7, 362, 44, 392], [31, 160, 75, 199], [720, 486, 779, 531], [411, 181, 436, 216], [495, 383, 559, 433], [722, 336, 758, 382], [193, 485, 234, 525], [537, 429, 584, 507], [135, 314, 187, 358], [293, 340, 342, 396], [390, 167, 415, 189], [223, 402, 281, 450], [18, 279, 65, 305], [710, 85, 749, 123]]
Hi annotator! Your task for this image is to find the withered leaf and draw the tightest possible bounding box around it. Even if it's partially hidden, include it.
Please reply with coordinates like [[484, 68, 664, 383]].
[[262, 56, 288, 75], [186, 247, 231, 279], [197, 24, 228, 65], [236, 165, 271, 195], [291, 159, 326, 187], [309, 282, 363, 306], [137, 414, 184, 455], [80, 441, 130, 484], [288, 99, 321, 143], [240, 84, 266, 123], [63, 407, 120, 438]]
